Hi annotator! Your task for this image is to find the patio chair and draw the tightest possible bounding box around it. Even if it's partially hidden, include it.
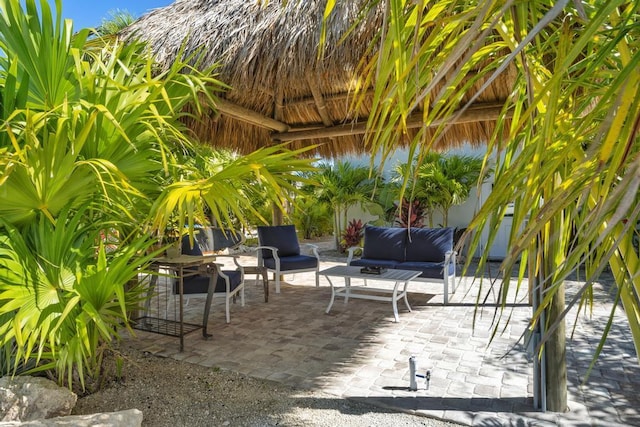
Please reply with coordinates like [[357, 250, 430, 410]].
[[177, 234, 245, 323], [256, 225, 320, 294], [194, 226, 245, 254]]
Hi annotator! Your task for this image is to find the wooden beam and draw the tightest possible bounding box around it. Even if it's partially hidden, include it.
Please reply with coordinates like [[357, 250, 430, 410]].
[[271, 103, 508, 142], [215, 98, 289, 133], [306, 75, 334, 127], [286, 89, 373, 108]]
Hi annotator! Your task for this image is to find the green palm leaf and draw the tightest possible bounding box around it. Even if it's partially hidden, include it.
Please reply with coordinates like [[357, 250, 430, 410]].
[[338, 0, 640, 410]]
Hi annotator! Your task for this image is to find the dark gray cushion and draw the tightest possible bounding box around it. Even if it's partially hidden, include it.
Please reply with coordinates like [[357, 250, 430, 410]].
[[405, 227, 453, 262], [178, 236, 242, 293], [362, 225, 406, 262], [212, 228, 243, 251], [176, 270, 242, 294], [181, 235, 203, 256], [397, 261, 454, 279], [262, 254, 317, 271], [257, 225, 300, 259]]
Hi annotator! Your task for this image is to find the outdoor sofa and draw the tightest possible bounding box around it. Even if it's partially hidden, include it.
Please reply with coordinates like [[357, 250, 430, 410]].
[[346, 225, 457, 304]]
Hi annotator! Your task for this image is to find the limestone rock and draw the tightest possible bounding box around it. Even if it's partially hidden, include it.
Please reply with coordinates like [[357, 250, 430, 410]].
[[0, 377, 76, 422]]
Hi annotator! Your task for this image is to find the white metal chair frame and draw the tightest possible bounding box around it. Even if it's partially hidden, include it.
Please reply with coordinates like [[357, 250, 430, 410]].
[[199, 256, 245, 323], [256, 244, 320, 294]]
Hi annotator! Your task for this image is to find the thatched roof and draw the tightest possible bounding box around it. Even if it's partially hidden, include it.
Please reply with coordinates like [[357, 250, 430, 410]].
[[122, 0, 513, 158]]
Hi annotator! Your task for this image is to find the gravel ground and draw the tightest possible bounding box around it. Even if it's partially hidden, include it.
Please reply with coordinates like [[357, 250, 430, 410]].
[[72, 344, 461, 427]]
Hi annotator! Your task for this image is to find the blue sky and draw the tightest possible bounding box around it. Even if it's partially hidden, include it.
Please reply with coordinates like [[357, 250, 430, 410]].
[[52, 1, 173, 30]]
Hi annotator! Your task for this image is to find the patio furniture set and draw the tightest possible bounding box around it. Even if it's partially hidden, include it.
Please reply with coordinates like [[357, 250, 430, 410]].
[[134, 224, 457, 350]]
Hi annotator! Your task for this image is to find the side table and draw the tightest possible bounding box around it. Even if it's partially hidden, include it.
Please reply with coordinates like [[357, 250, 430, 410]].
[[136, 255, 217, 351]]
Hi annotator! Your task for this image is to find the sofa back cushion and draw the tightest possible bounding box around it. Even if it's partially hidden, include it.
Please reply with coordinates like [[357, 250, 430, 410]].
[[362, 225, 406, 262], [405, 227, 453, 262], [195, 227, 244, 253], [257, 225, 300, 259], [181, 234, 203, 256]]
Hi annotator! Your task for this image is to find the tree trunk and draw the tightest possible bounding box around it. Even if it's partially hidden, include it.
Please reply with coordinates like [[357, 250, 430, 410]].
[[535, 212, 568, 413], [333, 210, 340, 250], [271, 201, 283, 225], [545, 281, 568, 412]]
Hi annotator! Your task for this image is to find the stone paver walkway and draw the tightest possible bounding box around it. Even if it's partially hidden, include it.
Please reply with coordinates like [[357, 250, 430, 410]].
[[127, 254, 640, 426]]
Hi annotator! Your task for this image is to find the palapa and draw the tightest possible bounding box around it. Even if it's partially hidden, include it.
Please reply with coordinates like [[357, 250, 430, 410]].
[[121, 0, 513, 157]]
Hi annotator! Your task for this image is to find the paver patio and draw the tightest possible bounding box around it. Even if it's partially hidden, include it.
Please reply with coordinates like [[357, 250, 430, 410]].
[[126, 251, 640, 426]]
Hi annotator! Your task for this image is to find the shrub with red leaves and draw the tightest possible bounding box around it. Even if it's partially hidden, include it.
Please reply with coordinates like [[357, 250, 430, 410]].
[[340, 218, 364, 253]]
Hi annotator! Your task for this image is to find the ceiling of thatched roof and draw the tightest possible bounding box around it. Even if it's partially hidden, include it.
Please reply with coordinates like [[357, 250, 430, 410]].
[[121, 0, 513, 158]]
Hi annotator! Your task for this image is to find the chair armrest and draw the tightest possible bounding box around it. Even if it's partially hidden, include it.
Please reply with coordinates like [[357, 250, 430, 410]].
[[255, 245, 279, 259], [212, 254, 244, 270], [444, 250, 457, 268], [346, 246, 363, 265], [300, 243, 320, 259], [198, 262, 223, 275]]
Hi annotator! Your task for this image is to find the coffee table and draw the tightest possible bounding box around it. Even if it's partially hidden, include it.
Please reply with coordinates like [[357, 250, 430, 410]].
[[321, 265, 421, 322]]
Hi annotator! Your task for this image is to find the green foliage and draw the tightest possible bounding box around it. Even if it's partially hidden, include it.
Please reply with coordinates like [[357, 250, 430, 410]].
[[353, 0, 640, 385], [315, 161, 381, 245], [394, 198, 425, 228], [0, 0, 315, 390], [0, 207, 154, 390], [151, 144, 317, 234], [291, 198, 333, 240], [390, 153, 486, 226], [96, 9, 136, 36], [416, 153, 487, 226]]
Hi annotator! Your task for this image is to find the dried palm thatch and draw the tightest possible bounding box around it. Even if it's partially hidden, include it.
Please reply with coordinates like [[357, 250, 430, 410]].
[[121, 0, 514, 158]]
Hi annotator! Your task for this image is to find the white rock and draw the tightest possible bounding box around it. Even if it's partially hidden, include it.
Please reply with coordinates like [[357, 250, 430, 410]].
[[0, 377, 76, 422]]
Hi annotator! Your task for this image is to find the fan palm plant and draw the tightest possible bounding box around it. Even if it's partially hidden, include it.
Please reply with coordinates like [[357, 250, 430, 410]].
[[325, 0, 640, 411], [0, 0, 315, 390]]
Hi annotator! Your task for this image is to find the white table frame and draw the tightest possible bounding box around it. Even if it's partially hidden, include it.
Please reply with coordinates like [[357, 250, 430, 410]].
[[321, 265, 421, 322]]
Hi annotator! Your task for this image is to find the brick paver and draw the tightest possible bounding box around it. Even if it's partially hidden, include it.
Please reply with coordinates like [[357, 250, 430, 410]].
[[127, 254, 640, 426]]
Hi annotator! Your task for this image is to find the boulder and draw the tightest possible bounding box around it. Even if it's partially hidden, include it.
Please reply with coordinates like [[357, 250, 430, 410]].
[[0, 377, 76, 422]]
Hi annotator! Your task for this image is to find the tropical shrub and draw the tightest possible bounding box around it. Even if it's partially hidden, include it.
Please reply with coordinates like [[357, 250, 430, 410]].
[[394, 197, 425, 228], [340, 219, 364, 252], [315, 161, 381, 247], [418, 154, 486, 226], [391, 153, 487, 227], [0, 0, 218, 389], [291, 198, 333, 240], [340, 0, 640, 411], [0, 0, 315, 390], [0, 208, 154, 391]]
